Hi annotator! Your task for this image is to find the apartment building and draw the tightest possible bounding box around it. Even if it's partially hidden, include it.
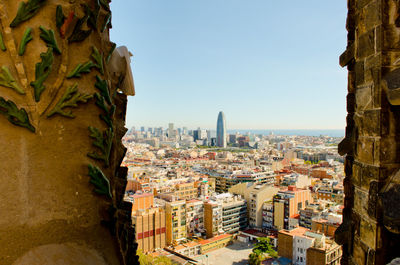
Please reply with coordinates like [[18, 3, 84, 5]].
[[311, 213, 342, 238], [316, 186, 344, 204], [230, 183, 279, 228], [278, 227, 342, 265], [174, 182, 197, 200], [299, 204, 321, 229], [132, 207, 166, 253], [129, 191, 154, 212], [186, 199, 204, 236], [213, 170, 276, 193], [262, 201, 274, 229], [212, 193, 248, 234], [204, 201, 223, 238], [273, 186, 313, 230], [165, 200, 187, 245]]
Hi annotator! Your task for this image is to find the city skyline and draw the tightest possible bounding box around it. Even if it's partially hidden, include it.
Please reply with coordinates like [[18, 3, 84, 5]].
[[110, 1, 348, 130]]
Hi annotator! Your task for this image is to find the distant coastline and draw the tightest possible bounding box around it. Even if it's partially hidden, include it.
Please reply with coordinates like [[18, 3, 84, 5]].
[[227, 129, 345, 137]]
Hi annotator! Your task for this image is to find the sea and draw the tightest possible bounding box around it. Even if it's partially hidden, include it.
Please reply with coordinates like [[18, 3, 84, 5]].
[[227, 129, 345, 138]]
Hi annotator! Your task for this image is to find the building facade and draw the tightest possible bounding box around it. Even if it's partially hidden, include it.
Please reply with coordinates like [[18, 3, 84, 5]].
[[186, 199, 205, 236], [204, 201, 223, 238], [216, 194, 248, 234], [273, 186, 312, 230], [216, 111, 227, 148], [165, 200, 187, 245], [132, 208, 166, 253]]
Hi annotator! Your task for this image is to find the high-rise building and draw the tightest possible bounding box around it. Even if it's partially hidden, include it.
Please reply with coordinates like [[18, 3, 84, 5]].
[[168, 123, 174, 138], [216, 111, 227, 148]]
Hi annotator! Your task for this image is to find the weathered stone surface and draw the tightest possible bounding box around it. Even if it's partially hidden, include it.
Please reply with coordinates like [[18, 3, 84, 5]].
[[354, 109, 381, 137], [357, 31, 375, 59], [354, 187, 369, 217], [357, 1, 381, 35], [355, 61, 365, 86], [360, 218, 377, 249], [379, 170, 400, 233], [340, 43, 355, 67], [356, 83, 373, 110], [356, 137, 375, 165], [352, 237, 367, 265], [12, 243, 108, 265]]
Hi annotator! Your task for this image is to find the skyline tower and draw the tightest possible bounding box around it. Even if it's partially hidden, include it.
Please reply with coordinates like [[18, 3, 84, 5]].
[[216, 111, 227, 148]]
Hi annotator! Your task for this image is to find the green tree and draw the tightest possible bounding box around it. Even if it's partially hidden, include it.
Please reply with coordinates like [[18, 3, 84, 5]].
[[137, 249, 174, 265], [252, 237, 278, 259], [249, 251, 264, 265]]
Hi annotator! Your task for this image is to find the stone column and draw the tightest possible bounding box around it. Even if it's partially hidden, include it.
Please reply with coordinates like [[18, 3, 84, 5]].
[[337, 0, 400, 264], [0, 1, 137, 264]]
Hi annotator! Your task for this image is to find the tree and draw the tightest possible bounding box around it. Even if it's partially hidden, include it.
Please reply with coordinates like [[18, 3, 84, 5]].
[[137, 249, 174, 265], [252, 237, 278, 259], [249, 251, 264, 265]]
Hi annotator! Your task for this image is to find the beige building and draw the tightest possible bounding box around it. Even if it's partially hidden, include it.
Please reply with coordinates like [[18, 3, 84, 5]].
[[273, 186, 313, 230], [204, 201, 223, 238], [174, 182, 198, 200], [186, 199, 205, 236], [212, 193, 248, 234], [132, 207, 166, 254], [165, 200, 187, 245], [278, 227, 342, 265], [229, 183, 279, 228]]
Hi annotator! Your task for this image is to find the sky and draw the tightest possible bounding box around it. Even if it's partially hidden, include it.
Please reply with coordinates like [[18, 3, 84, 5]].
[[110, 0, 348, 131]]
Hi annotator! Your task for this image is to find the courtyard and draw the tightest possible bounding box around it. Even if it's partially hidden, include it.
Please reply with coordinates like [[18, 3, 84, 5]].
[[195, 241, 254, 265]]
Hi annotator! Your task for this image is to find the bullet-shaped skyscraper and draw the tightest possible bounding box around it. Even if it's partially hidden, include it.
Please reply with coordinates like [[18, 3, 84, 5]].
[[216, 111, 227, 148]]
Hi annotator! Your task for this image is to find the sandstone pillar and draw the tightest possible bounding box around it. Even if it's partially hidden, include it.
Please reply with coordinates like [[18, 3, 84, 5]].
[[0, 1, 137, 264], [337, 0, 400, 264]]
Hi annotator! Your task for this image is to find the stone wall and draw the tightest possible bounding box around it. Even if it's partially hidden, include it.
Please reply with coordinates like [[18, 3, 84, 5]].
[[337, 0, 400, 264], [0, 1, 137, 264]]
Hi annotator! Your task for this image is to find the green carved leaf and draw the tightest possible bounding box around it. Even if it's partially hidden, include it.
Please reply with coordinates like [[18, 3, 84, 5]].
[[56, 5, 65, 30], [30, 48, 54, 102], [68, 15, 92, 43], [83, 1, 100, 30], [101, 13, 111, 33], [39, 26, 61, 54], [91, 46, 104, 75], [88, 164, 112, 198], [87, 126, 113, 167], [95, 75, 111, 104], [18, 28, 33, 56], [106, 42, 116, 64], [0, 32, 6, 51], [47, 83, 92, 118], [0, 97, 35, 132], [0, 66, 24, 94], [66, 61, 95, 79], [94, 93, 115, 128], [10, 0, 47, 28]]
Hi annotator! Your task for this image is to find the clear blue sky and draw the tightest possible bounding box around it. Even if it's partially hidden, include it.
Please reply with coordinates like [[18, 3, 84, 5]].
[[110, 0, 348, 130]]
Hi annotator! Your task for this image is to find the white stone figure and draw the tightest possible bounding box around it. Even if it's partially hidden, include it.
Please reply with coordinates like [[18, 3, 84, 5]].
[[108, 46, 135, 96]]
